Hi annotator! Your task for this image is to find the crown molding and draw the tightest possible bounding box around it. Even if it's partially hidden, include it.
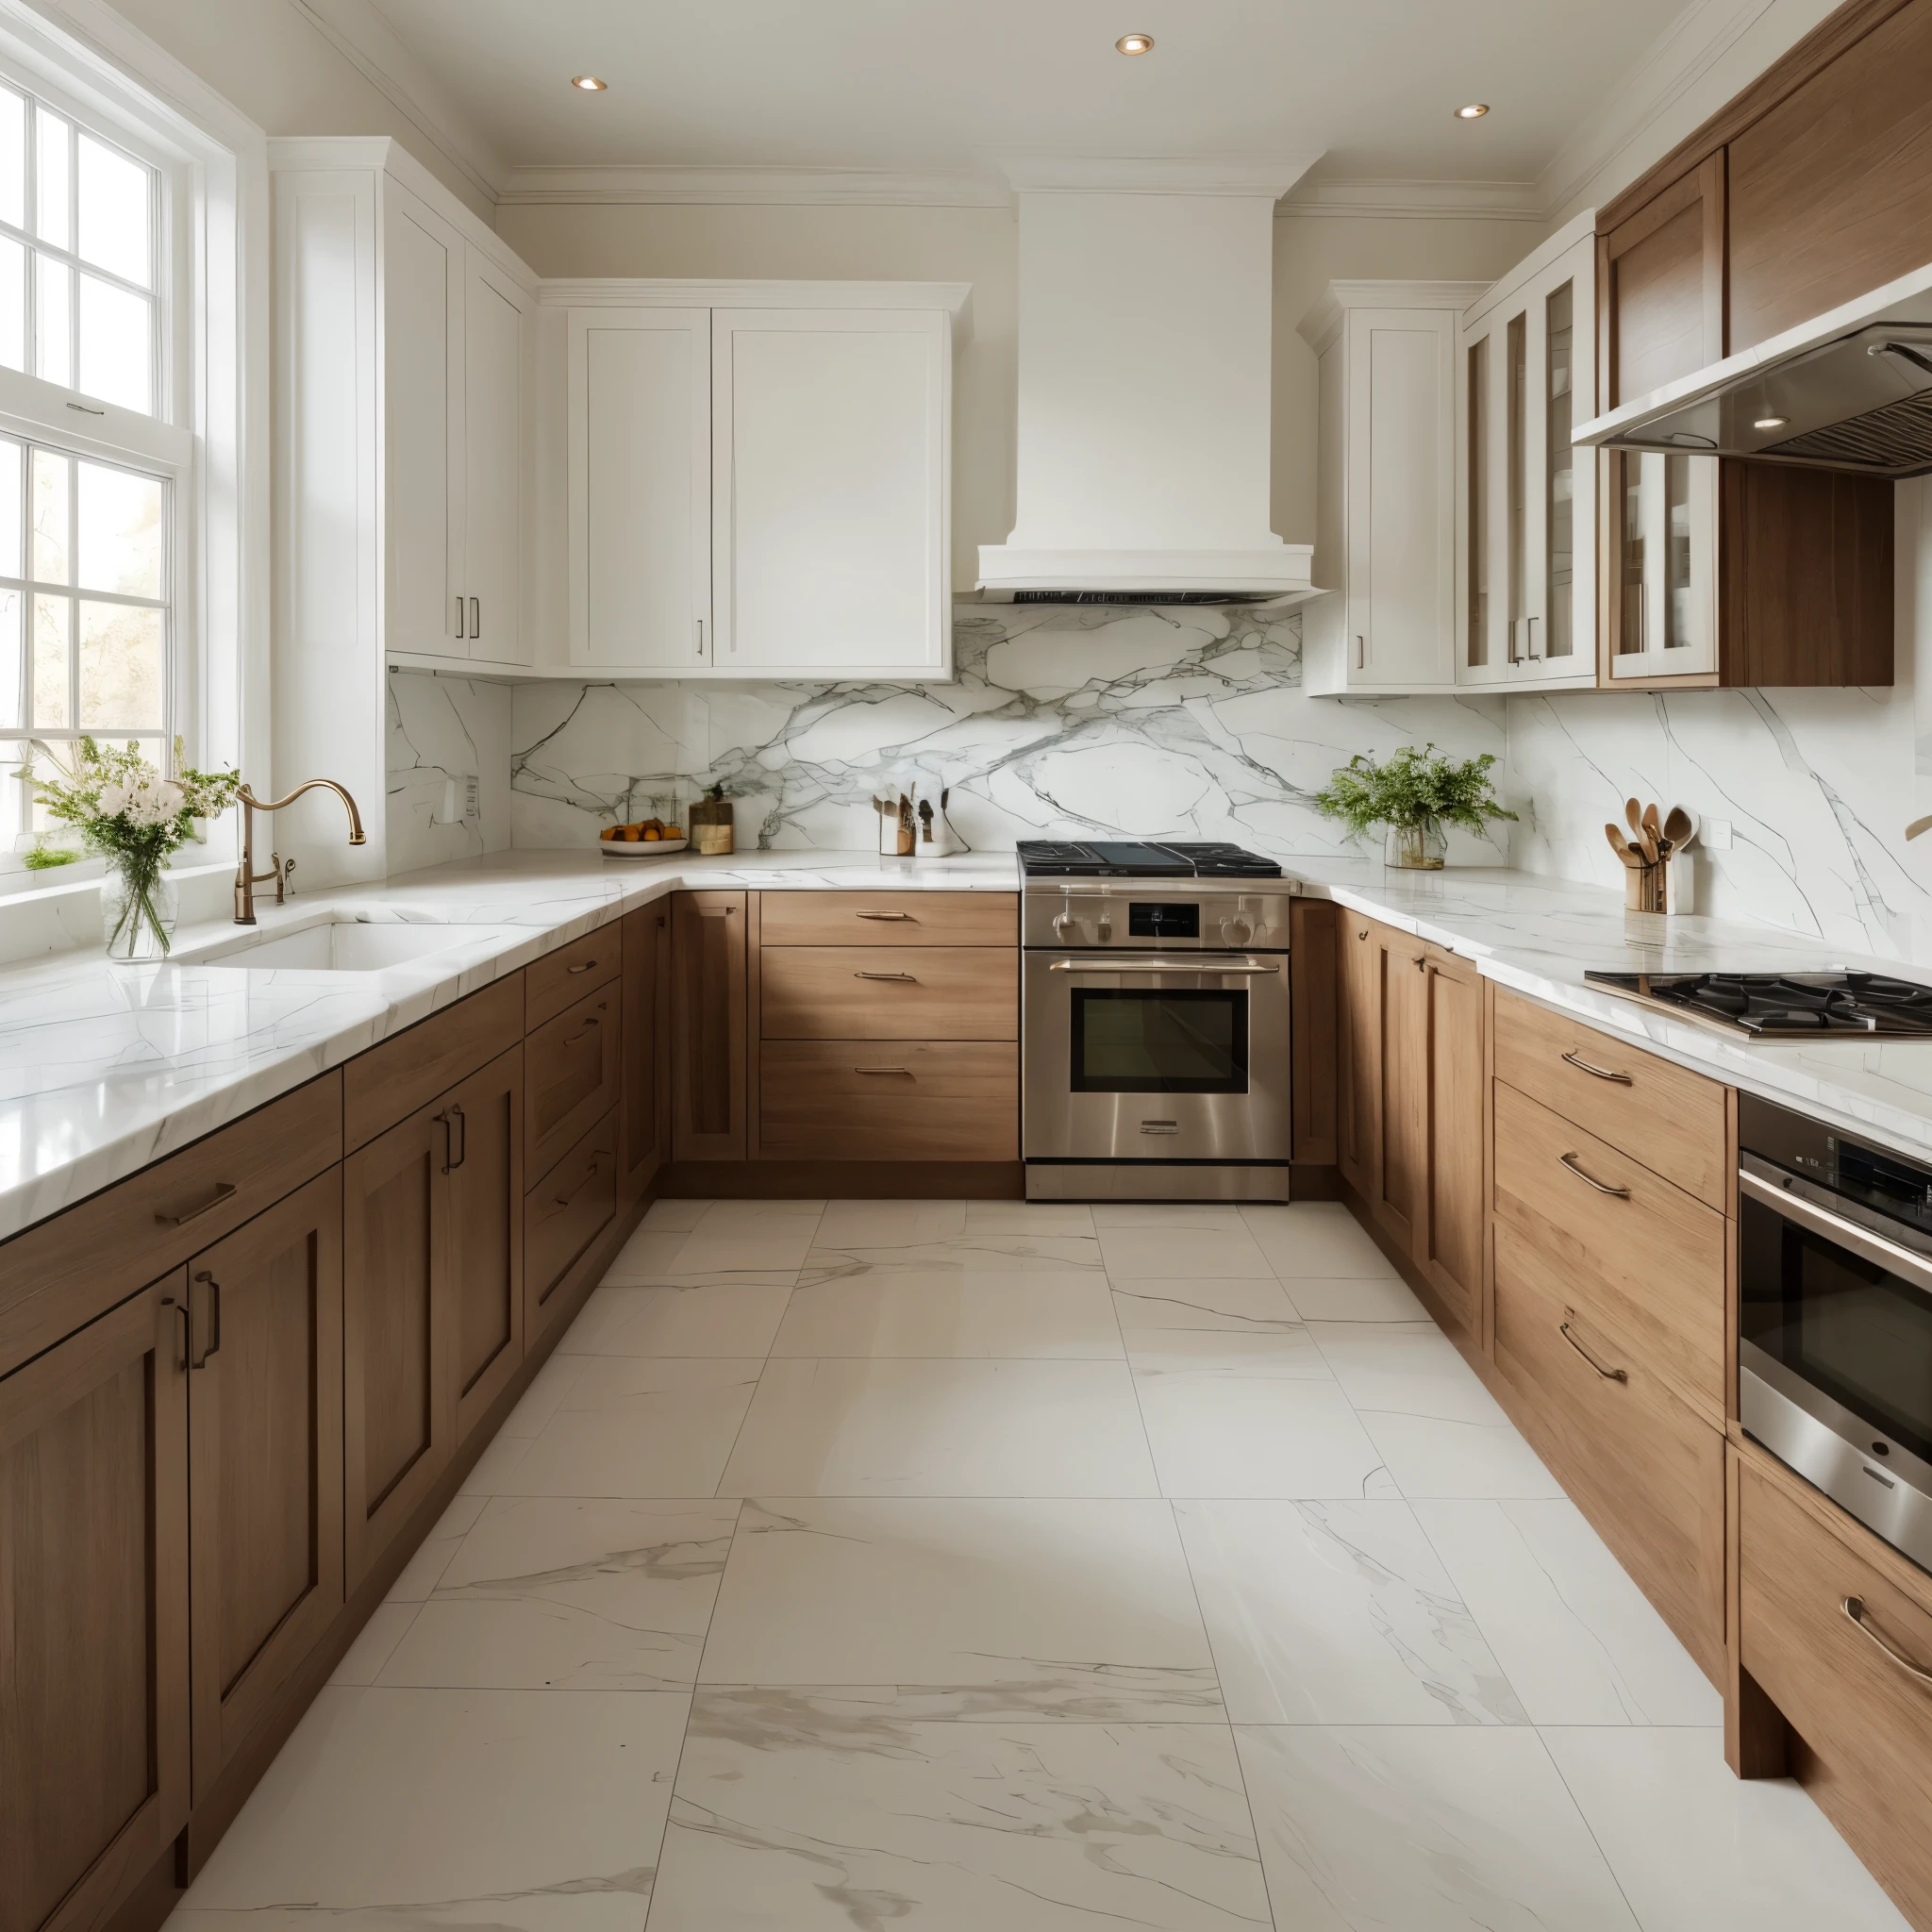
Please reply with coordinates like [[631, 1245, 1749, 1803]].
[[496, 163, 1008, 208], [537, 276, 974, 342], [1279, 175, 1544, 222], [1297, 278, 1494, 355], [995, 152, 1323, 199]]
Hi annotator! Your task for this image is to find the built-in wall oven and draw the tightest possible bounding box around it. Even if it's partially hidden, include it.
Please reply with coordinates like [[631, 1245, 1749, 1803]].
[[1739, 1092, 1932, 1571], [1019, 851, 1294, 1201]]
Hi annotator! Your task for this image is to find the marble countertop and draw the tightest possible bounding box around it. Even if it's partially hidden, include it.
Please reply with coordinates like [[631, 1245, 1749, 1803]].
[[8, 841, 1932, 1246]]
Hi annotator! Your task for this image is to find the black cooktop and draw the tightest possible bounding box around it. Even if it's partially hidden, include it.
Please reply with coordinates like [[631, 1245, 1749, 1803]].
[[1019, 840, 1284, 879], [1586, 970, 1932, 1038]]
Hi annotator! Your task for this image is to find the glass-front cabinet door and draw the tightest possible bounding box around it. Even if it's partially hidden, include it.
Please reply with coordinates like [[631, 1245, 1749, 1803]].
[[1456, 218, 1597, 690], [1606, 449, 1717, 680]]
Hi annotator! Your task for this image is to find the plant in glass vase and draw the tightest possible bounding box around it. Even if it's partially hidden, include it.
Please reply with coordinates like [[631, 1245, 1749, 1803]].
[[29, 737, 240, 958], [1313, 742, 1516, 870]]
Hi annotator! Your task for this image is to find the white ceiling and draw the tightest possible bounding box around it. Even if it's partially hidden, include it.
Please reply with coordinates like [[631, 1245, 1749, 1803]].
[[357, 0, 1690, 188]]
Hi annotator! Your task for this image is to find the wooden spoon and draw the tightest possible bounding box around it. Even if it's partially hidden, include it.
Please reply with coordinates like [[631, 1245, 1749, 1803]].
[[1604, 824, 1643, 868], [1641, 802, 1662, 843], [1638, 823, 1660, 864], [1663, 805, 1694, 847], [1624, 798, 1643, 836]]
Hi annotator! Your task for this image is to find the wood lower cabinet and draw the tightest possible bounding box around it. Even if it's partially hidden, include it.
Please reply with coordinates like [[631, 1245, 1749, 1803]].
[[526, 1110, 619, 1341], [526, 979, 620, 1182], [673, 890, 748, 1160], [758, 944, 1017, 1041], [185, 1170, 344, 1799], [1336, 915, 1377, 1194], [447, 1045, 525, 1440], [1289, 900, 1338, 1166], [0, 1276, 189, 1932], [1418, 947, 1485, 1334], [1369, 925, 1426, 1256], [759, 1041, 1019, 1160], [620, 903, 671, 1202]]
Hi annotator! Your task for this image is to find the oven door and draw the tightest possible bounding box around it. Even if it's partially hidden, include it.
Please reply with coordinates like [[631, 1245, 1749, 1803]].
[[1738, 1158, 1932, 1568], [1023, 952, 1291, 1163]]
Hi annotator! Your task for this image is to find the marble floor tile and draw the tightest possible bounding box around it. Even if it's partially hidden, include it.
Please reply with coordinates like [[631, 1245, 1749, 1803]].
[[1175, 1500, 1526, 1725], [599, 1225, 691, 1284], [327, 1602, 417, 1687], [1541, 1727, 1912, 1932], [804, 1230, 1107, 1278], [663, 1219, 823, 1276], [963, 1200, 1093, 1236], [1309, 1321, 1513, 1426], [641, 1198, 712, 1230], [814, 1198, 967, 1246], [1281, 1273, 1431, 1323], [1133, 1359, 1397, 1500], [388, 1493, 488, 1601], [1236, 1724, 1641, 1931], [1110, 1276, 1304, 1334], [1099, 1221, 1275, 1280], [1242, 1201, 1401, 1279], [499, 1354, 587, 1439], [719, 1357, 1159, 1497], [1415, 1499, 1722, 1724], [178, 1686, 689, 1923], [1356, 1407, 1566, 1501], [1091, 1202, 1254, 1229], [771, 1268, 1123, 1358], [491, 1357, 762, 1498], [558, 1279, 794, 1357], [1123, 1325, 1329, 1377], [377, 1497, 738, 1690], [699, 1498, 1220, 1719], [648, 1696, 1274, 1931]]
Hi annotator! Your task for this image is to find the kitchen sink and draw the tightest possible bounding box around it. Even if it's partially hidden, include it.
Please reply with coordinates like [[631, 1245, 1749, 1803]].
[[181, 917, 514, 972]]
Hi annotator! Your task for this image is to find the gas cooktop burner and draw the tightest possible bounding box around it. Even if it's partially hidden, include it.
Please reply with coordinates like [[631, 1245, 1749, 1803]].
[[1018, 840, 1283, 879], [1585, 970, 1932, 1038]]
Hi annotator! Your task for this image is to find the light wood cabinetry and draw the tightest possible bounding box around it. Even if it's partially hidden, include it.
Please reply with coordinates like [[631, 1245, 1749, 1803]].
[[1368, 925, 1427, 1257], [620, 904, 672, 1204], [526, 981, 621, 1184], [759, 1042, 1020, 1161], [1336, 915, 1378, 1195], [1289, 900, 1339, 1168], [1418, 947, 1486, 1333], [526, 1112, 620, 1337], [758, 945, 1018, 1041], [525, 927, 623, 1032], [757, 891, 1017, 948], [1297, 281, 1490, 694], [0, 1277, 188, 1932], [447, 1046, 525, 1441], [673, 891, 749, 1161], [185, 1171, 344, 1799], [345, 978, 524, 1154]]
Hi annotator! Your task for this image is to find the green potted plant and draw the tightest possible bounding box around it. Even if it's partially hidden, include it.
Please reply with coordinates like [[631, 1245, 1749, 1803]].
[[1313, 742, 1516, 871]]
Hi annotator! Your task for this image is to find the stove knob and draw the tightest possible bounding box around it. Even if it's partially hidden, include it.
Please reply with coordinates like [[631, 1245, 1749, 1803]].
[[1052, 911, 1078, 940]]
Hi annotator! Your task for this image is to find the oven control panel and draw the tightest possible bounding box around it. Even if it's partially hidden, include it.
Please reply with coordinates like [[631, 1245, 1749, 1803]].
[[1024, 881, 1294, 951]]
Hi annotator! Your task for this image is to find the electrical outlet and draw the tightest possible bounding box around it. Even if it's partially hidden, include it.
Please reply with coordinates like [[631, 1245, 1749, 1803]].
[[439, 774, 481, 824], [1705, 816, 1733, 850], [463, 773, 480, 819]]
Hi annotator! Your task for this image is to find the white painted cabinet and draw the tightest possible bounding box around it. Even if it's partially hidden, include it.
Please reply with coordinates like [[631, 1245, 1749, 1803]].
[[461, 251, 532, 663], [555, 284, 962, 680], [1457, 216, 1598, 690], [1298, 281, 1489, 694]]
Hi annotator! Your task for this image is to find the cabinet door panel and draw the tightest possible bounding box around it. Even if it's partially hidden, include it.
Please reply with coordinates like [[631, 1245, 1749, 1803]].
[[187, 1170, 344, 1799], [526, 982, 621, 1184], [568, 308, 710, 669], [672, 891, 747, 1162], [1420, 951, 1484, 1334], [448, 1045, 525, 1440], [343, 1108, 450, 1589], [1372, 929, 1424, 1250], [620, 904, 671, 1202], [1603, 155, 1723, 409], [385, 185, 463, 658], [712, 308, 947, 675], [526, 1111, 619, 1343], [1336, 916, 1377, 1195], [0, 1276, 188, 1932], [463, 251, 527, 661]]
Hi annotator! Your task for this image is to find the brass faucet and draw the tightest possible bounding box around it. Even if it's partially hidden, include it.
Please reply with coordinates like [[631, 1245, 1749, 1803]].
[[234, 779, 367, 924]]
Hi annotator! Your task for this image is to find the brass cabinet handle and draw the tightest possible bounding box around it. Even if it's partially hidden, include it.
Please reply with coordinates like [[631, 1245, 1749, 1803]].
[[855, 1066, 911, 1075], [155, 1179, 238, 1227], [567, 959, 598, 974], [854, 971, 917, 981], [1562, 1048, 1633, 1086], [1559, 1315, 1627, 1383], [1843, 1596, 1932, 1688], [1356, 928, 1368, 941], [856, 910, 913, 921], [191, 1269, 222, 1370], [1559, 1151, 1630, 1198]]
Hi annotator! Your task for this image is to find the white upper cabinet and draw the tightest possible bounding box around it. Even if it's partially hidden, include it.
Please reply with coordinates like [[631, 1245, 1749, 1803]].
[[1457, 214, 1599, 690], [1297, 281, 1490, 695], [549, 282, 965, 681], [460, 251, 532, 664]]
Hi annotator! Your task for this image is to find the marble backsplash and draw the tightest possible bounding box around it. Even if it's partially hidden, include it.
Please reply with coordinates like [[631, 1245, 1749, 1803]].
[[386, 670, 514, 874]]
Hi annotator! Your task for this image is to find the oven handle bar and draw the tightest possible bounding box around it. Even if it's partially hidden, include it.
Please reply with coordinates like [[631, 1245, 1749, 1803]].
[[1739, 1167, 1932, 1299], [1045, 958, 1280, 974]]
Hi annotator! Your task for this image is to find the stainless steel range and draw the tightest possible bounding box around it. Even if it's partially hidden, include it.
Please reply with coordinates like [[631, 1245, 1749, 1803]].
[[1018, 841, 1295, 1202], [1585, 969, 1932, 1037]]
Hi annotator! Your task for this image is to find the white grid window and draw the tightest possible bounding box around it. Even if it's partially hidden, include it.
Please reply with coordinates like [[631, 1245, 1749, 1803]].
[[0, 81, 158, 414]]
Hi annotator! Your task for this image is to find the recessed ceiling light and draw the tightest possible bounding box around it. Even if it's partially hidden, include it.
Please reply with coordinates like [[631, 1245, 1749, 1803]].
[[1455, 102, 1490, 120], [1754, 415, 1790, 430], [570, 75, 608, 92], [1115, 32, 1155, 55]]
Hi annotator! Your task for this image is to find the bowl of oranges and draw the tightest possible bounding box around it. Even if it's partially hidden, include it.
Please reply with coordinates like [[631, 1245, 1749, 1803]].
[[599, 817, 687, 857]]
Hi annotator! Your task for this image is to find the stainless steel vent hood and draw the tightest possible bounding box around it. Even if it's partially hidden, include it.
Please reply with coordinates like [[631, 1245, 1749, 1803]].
[[1575, 262, 1932, 477], [976, 156, 1326, 606]]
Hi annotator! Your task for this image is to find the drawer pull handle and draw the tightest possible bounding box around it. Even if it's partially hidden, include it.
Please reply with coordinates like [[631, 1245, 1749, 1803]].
[[1843, 1596, 1932, 1689], [565, 1017, 602, 1043], [1559, 1316, 1627, 1383], [855, 971, 917, 982], [554, 1158, 604, 1208], [439, 1104, 466, 1174], [191, 1270, 223, 1370], [160, 1294, 189, 1371], [567, 959, 598, 975], [855, 1066, 911, 1075], [1562, 1048, 1633, 1086], [1559, 1151, 1630, 1198], [856, 910, 913, 921], [155, 1179, 238, 1227]]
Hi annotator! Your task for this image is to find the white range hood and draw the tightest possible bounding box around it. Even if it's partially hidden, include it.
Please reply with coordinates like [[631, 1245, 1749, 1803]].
[[977, 156, 1324, 606]]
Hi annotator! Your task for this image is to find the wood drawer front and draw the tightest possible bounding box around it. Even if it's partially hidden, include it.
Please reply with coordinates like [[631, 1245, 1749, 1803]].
[[344, 975, 524, 1153], [525, 981, 620, 1181], [1492, 1220, 1725, 1682], [525, 926, 622, 1033], [0, 1072, 343, 1380], [759, 1041, 1019, 1161], [1738, 1449, 1932, 1918], [758, 891, 1017, 948], [760, 945, 1017, 1041], [526, 1108, 616, 1327], [1492, 1079, 1725, 1427], [1492, 989, 1728, 1208]]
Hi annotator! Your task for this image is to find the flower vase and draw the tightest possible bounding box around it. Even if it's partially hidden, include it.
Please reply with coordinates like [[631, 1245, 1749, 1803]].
[[101, 857, 177, 960], [1384, 822, 1446, 871]]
